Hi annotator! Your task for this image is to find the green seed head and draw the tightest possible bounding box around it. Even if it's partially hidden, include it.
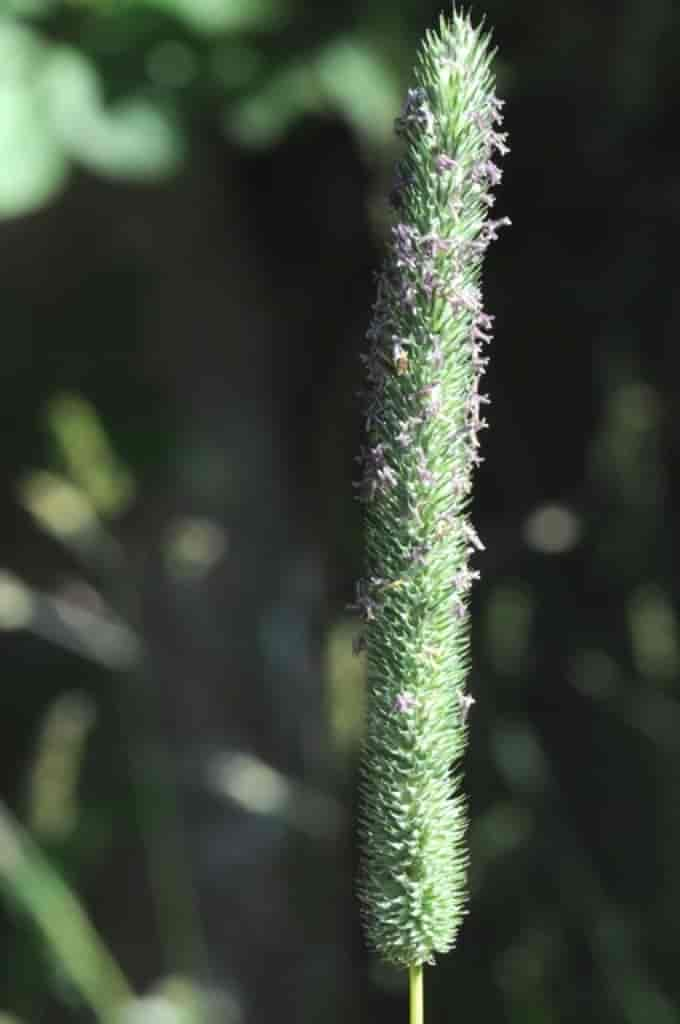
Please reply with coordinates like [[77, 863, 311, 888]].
[[353, 9, 509, 967]]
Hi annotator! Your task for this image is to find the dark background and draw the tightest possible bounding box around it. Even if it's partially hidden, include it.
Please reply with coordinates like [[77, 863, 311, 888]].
[[1, 0, 679, 1021]]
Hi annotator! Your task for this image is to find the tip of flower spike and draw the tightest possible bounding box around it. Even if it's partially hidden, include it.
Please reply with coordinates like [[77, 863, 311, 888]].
[[438, 6, 490, 43]]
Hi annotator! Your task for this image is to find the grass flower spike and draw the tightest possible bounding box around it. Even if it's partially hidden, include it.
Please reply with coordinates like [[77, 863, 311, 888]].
[[354, 10, 509, 972]]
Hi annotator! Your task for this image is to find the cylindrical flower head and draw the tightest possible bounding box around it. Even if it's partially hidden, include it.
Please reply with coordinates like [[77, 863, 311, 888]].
[[354, 11, 509, 967]]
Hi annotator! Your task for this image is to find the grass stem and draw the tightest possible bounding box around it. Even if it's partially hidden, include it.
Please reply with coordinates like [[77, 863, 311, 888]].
[[409, 965, 423, 1024]]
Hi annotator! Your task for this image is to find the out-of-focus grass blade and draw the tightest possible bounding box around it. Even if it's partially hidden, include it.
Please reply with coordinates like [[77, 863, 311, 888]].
[[44, 393, 135, 521], [0, 570, 140, 671], [27, 691, 96, 841], [0, 801, 133, 1021], [17, 470, 126, 575]]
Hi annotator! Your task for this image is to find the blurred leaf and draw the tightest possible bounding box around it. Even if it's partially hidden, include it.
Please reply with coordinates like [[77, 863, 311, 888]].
[[485, 582, 534, 676], [44, 393, 136, 520], [19, 470, 100, 540], [496, 923, 561, 1023], [76, 94, 182, 180], [627, 584, 679, 682], [5, 0, 55, 13], [568, 648, 621, 699], [471, 801, 532, 876], [225, 37, 399, 150], [0, 17, 184, 220], [17, 470, 128, 580], [0, 87, 66, 216], [208, 749, 344, 840], [27, 691, 96, 841], [593, 911, 677, 1024], [0, 571, 34, 632], [315, 38, 399, 145], [523, 502, 581, 555], [589, 379, 662, 506], [0, 19, 67, 217], [225, 61, 320, 148], [163, 517, 228, 582], [491, 719, 550, 794], [146, 0, 287, 34], [0, 568, 140, 671], [146, 40, 197, 89], [40, 46, 183, 181], [115, 995, 194, 1024], [0, 801, 132, 1020], [209, 42, 263, 91], [324, 618, 366, 757], [115, 974, 239, 1024]]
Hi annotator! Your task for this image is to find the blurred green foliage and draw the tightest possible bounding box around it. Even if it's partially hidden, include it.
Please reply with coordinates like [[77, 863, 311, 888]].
[[0, 799, 132, 1020], [0, 11, 181, 216], [0, 0, 402, 217]]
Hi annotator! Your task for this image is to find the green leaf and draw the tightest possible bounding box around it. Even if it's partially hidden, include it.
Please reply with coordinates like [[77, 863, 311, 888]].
[[315, 38, 400, 145], [147, 0, 286, 35], [44, 392, 136, 519], [4, 0, 55, 15], [225, 38, 399, 150], [225, 62, 320, 148], [0, 19, 67, 218], [0, 801, 132, 1020], [0, 85, 67, 218], [40, 46, 183, 181]]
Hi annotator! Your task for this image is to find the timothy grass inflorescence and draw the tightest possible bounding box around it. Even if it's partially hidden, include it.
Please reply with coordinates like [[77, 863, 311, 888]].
[[353, 10, 509, 967]]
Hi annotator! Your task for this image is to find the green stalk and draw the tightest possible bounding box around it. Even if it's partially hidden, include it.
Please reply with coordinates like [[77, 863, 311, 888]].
[[409, 965, 424, 1024]]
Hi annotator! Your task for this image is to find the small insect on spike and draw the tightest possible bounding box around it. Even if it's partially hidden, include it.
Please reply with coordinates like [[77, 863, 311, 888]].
[[354, 9, 509, 971]]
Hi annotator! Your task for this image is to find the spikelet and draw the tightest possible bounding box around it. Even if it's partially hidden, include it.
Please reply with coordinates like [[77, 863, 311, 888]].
[[353, 10, 509, 967]]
